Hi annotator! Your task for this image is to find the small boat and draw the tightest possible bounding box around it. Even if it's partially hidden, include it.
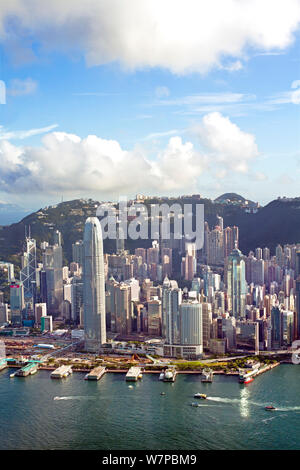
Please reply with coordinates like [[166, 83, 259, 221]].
[[159, 372, 164, 381], [10, 373, 15, 378], [190, 402, 201, 407], [265, 405, 276, 411], [194, 393, 207, 399], [160, 392, 166, 395]]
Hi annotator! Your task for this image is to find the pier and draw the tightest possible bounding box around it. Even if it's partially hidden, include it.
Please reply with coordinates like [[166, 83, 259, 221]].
[[15, 362, 38, 377], [125, 367, 142, 381], [51, 365, 73, 379], [85, 366, 106, 381]]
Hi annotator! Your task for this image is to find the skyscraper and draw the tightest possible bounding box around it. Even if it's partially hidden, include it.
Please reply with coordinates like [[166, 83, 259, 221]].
[[227, 244, 247, 318], [83, 217, 106, 352]]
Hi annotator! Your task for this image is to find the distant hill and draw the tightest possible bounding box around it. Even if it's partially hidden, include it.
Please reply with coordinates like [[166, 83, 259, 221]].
[[214, 193, 257, 207], [1, 196, 300, 266]]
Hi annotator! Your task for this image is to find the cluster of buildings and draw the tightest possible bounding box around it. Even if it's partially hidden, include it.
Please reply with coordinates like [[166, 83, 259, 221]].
[[1, 208, 300, 360]]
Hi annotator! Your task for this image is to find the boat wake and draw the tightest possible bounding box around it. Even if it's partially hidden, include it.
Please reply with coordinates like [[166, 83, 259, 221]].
[[207, 397, 243, 404], [53, 396, 95, 401], [207, 397, 300, 413]]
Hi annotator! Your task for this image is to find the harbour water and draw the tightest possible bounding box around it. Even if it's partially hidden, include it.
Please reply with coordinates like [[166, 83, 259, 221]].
[[0, 364, 300, 450]]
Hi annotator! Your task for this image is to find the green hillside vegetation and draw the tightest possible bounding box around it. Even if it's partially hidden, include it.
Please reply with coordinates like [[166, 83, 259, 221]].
[[1, 196, 300, 268]]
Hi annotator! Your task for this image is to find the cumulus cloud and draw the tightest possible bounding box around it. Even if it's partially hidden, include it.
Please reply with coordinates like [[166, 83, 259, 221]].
[[195, 112, 259, 172], [0, 131, 206, 195], [0, 0, 300, 73], [0, 114, 261, 196]]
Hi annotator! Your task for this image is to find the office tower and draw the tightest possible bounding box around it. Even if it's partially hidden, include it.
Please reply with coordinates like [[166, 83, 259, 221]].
[[180, 300, 203, 357], [115, 283, 132, 335], [53, 230, 62, 246], [162, 278, 181, 343], [227, 244, 247, 318], [83, 217, 106, 352], [43, 244, 63, 315], [41, 315, 53, 333], [203, 221, 210, 263], [116, 222, 125, 254], [72, 240, 84, 267], [0, 292, 8, 325], [216, 215, 223, 231], [282, 310, 294, 346], [271, 305, 282, 349], [207, 227, 224, 265], [147, 241, 160, 265], [252, 259, 265, 286], [147, 298, 162, 336], [222, 316, 236, 350], [20, 236, 36, 306], [34, 303, 47, 326], [201, 302, 212, 349], [236, 320, 259, 352], [276, 244, 284, 267], [263, 247, 270, 261], [10, 281, 25, 325], [71, 277, 83, 325]]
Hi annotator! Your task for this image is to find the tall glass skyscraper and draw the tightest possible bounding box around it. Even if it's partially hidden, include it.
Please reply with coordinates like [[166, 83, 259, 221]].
[[83, 217, 106, 352], [227, 244, 247, 318]]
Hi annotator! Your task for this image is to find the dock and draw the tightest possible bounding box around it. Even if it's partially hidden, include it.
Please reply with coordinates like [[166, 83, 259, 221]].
[[85, 366, 106, 381], [15, 362, 38, 377], [125, 367, 142, 381], [51, 365, 73, 379]]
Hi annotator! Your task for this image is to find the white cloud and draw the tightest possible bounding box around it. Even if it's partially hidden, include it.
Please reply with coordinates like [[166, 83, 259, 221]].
[[0, 131, 207, 195], [0, 124, 58, 140], [195, 112, 259, 173], [0, 114, 262, 196], [0, 0, 300, 73], [8, 78, 37, 96]]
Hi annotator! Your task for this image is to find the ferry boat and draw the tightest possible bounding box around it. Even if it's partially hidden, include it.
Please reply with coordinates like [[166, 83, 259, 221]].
[[239, 362, 260, 384], [162, 368, 177, 382], [194, 393, 207, 399], [201, 369, 213, 383]]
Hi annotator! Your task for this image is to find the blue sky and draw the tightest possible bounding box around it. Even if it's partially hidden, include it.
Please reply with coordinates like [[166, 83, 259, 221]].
[[0, 0, 300, 210]]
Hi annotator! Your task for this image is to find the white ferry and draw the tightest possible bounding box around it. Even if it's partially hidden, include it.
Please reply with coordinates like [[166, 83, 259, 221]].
[[162, 368, 177, 382], [201, 369, 213, 383], [239, 362, 260, 384]]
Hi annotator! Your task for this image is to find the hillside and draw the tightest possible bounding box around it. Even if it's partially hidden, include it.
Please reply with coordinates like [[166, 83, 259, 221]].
[[1, 196, 300, 266]]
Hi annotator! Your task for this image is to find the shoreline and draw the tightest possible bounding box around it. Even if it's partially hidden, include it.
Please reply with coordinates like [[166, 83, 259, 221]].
[[5, 361, 281, 376]]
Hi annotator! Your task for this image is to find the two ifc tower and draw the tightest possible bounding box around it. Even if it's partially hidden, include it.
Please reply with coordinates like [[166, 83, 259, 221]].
[[83, 217, 106, 352]]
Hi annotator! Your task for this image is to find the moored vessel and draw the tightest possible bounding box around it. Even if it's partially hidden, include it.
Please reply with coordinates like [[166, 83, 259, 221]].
[[201, 368, 213, 383]]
